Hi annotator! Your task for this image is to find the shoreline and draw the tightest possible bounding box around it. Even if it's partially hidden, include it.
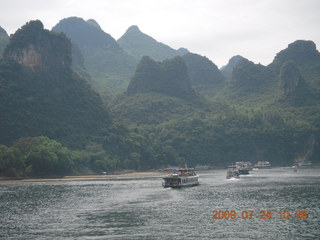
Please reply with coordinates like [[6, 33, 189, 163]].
[[0, 171, 167, 185]]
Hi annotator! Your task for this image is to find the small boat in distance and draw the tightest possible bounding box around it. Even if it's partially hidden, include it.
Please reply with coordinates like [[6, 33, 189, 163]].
[[297, 161, 312, 168], [226, 166, 240, 179], [162, 168, 199, 188], [234, 161, 252, 174], [255, 161, 272, 169]]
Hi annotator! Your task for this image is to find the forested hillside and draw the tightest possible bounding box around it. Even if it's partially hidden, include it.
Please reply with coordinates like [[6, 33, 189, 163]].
[[0, 18, 319, 178], [0, 20, 111, 147]]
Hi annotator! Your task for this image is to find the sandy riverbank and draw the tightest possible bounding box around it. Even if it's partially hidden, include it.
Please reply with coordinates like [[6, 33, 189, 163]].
[[0, 171, 167, 185]]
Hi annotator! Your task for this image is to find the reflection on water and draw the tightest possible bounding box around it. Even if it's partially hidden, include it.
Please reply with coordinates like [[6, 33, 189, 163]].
[[0, 168, 319, 239]]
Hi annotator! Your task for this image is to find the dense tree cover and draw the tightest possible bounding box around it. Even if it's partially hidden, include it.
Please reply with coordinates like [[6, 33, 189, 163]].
[[127, 56, 197, 100], [1, 19, 320, 179], [153, 110, 319, 167], [112, 93, 207, 125], [0, 128, 179, 177], [182, 53, 225, 97], [0, 136, 80, 177], [4, 21, 72, 71], [220, 55, 247, 81], [271, 40, 320, 67], [0, 20, 111, 147], [113, 39, 320, 168]]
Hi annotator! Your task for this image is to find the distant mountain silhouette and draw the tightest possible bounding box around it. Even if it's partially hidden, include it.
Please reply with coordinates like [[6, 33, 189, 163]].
[[271, 40, 320, 67], [0, 26, 9, 58], [118, 25, 188, 61], [52, 17, 138, 93]]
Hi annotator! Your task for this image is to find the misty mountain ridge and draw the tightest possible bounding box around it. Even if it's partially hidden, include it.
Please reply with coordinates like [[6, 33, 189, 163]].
[[52, 17, 138, 94], [118, 25, 188, 61], [51, 17, 224, 97], [0, 18, 319, 174], [0, 26, 9, 58]]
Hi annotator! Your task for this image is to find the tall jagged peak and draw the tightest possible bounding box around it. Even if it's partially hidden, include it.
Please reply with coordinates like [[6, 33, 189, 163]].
[[127, 56, 197, 100], [118, 25, 188, 61], [4, 20, 71, 70], [52, 17, 118, 48], [272, 40, 320, 66], [279, 61, 303, 96], [119, 25, 154, 42]]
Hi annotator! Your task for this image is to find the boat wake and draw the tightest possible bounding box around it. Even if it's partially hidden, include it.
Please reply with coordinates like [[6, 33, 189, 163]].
[[228, 177, 240, 181]]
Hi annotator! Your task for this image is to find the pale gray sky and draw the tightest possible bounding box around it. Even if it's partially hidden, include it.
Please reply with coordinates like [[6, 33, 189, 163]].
[[0, 0, 319, 67]]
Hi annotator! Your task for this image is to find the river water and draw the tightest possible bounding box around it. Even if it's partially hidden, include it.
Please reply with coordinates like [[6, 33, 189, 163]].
[[0, 168, 319, 240]]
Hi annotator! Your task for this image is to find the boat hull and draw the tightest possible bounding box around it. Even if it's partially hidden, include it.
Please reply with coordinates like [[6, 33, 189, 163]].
[[163, 182, 199, 188], [162, 175, 199, 188], [238, 169, 249, 175]]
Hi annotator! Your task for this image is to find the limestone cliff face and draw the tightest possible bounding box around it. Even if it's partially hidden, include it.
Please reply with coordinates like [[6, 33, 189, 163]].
[[4, 20, 71, 71], [9, 44, 42, 68], [0, 20, 111, 146], [279, 61, 303, 96]]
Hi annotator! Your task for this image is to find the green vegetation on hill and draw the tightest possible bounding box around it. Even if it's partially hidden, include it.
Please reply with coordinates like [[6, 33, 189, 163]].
[[182, 53, 225, 97], [112, 93, 206, 125], [114, 40, 320, 168], [272, 40, 320, 67], [0, 20, 111, 148], [220, 55, 248, 81], [127, 56, 197, 100], [52, 17, 138, 94], [1, 19, 319, 177], [154, 110, 314, 167]]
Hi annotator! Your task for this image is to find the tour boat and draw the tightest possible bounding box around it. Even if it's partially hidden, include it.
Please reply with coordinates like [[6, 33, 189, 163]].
[[234, 161, 252, 174], [255, 161, 272, 169], [162, 168, 199, 188], [226, 166, 240, 179]]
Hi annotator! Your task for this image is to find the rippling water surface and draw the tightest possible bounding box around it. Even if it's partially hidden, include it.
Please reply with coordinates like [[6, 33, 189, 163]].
[[1, 168, 319, 239]]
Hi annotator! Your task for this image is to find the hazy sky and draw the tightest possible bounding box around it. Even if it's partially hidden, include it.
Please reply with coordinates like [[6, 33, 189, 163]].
[[0, 0, 319, 67]]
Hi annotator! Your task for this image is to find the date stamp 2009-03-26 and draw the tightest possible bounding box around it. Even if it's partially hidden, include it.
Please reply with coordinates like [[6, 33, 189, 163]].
[[211, 210, 309, 220]]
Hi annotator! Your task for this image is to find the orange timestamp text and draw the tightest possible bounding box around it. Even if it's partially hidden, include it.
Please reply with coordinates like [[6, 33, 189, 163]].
[[211, 210, 308, 220]]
